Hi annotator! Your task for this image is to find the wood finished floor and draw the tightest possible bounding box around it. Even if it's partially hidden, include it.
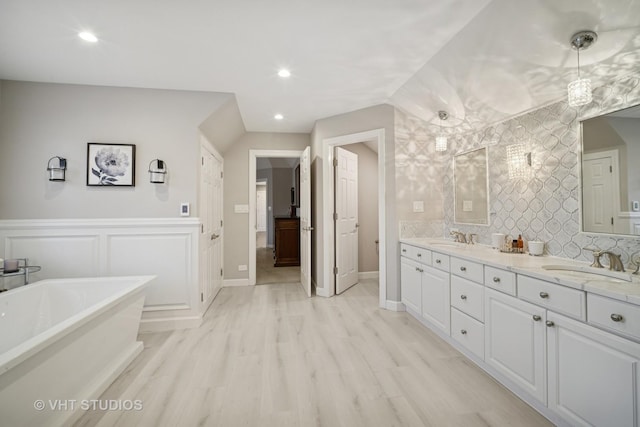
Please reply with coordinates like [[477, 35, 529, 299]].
[[74, 280, 552, 427]]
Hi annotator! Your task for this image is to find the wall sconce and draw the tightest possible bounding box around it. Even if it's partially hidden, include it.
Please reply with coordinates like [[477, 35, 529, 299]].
[[148, 159, 167, 184], [567, 30, 597, 107], [435, 110, 449, 152], [506, 144, 531, 180], [47, 156, 67, 181]]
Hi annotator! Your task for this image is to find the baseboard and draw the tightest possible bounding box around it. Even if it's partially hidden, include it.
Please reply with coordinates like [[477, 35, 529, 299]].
[[358, 271, 379, 280], [385, 300, 405, 311], [223, 278, 250, 287], [315, 284, 331, 298], [138, 315, 203, 332]]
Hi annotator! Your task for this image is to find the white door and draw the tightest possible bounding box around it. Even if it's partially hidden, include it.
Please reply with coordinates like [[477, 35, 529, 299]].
[[582, 154, 614, 233], [335, 147, 358, 294], [484, 288, 546, 403], [299, 147, 312, 297], [547, 312, 640, 427], [256, 185, 267, 232], [200, 145, 223, 308]]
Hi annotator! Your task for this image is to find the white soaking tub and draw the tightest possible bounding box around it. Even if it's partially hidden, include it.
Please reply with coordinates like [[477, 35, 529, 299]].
[[0, 275, 154, 427]]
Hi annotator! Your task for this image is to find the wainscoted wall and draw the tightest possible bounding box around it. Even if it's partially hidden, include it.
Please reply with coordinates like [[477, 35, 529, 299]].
[[0, 218, 202, 331], [395, 73, 640, 264]]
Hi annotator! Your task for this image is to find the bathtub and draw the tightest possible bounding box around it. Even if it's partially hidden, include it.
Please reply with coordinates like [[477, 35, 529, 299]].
[[0, 275, 154, 427]]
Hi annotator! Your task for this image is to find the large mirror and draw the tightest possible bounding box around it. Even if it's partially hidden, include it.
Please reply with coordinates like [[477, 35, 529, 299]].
[[581, 104, 640, 235], [454, 147, 489, 225]]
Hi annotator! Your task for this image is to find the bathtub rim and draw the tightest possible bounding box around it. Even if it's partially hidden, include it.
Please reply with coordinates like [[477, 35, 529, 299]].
[[0, 275, 155, 375]]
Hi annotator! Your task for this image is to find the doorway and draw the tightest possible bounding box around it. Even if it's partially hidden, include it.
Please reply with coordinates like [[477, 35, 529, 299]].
[[249, 150, 304, 286]]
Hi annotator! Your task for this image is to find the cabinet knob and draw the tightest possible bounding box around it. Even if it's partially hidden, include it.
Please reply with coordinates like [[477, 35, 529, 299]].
[[460, 329, 467, 335], [493, 277, 500, 283], [539, 292, 549, 299], [460, 266, 467, 272], [545, 320, 555, 327], [532, 315, 541, 321], [435, 259, 441, 264], [417, 253, 422, 257], [402, 249, 407, 253], [460, 294, 467, 300], [610, 313, 624, 322]]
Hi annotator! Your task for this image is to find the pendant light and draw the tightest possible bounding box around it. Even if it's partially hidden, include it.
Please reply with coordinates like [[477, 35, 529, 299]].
[[567, 30, 597, 107], [435, 110, 448, 152]]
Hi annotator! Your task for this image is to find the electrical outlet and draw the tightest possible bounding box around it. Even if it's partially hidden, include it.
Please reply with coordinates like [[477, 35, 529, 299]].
[[463, 200, 473, 212], [238, 264, 247, 271], [412, 201, 424, 213]]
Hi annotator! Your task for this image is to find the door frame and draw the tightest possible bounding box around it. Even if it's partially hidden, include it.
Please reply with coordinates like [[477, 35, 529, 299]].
[[249, 149, 303, 286], [321, 129, 386, 308]]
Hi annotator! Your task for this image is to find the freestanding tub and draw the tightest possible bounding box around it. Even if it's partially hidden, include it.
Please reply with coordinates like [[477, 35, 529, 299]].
[[0, 275, 154, 427]]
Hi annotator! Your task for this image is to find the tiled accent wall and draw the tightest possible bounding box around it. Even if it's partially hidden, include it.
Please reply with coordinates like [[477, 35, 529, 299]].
[[396, 73, 640, 264]]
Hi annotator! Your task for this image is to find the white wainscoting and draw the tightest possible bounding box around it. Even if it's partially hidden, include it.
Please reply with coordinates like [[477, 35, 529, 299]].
[[0, 218, 201, 331]]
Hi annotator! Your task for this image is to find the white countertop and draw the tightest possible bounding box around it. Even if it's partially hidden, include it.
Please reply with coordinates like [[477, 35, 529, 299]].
[[400, 238, 640, 306]]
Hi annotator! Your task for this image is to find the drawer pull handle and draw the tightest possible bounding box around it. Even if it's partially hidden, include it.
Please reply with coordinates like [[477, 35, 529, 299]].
[[546, 321, 555, 327], [402, 249, 407, 253], [417, 253, 422, 257], [611, 313, 624, 322], [539, 292, 549, 299], [493, 277, 500, 283], [532, 315, 541, 321], [460, 329, 467, 335], [460, 294, 467, 300], [435, 259, 441, 264], [460, 266, 467, 272]]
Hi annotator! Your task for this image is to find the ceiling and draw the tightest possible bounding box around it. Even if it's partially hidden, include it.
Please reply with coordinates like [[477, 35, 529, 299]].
[[1, 0, 639, 134]]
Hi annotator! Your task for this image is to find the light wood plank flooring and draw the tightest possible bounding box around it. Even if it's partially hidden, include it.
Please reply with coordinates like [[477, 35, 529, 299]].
[[75, 280, 552, 427]]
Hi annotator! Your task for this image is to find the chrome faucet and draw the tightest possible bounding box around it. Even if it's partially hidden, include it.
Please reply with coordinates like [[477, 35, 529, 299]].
[[601, 251, 625, 272], [450, 231, 467, 244]]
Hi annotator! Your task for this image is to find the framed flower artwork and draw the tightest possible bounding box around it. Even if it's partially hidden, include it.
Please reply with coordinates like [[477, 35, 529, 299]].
[[87, 143, 136, 186]]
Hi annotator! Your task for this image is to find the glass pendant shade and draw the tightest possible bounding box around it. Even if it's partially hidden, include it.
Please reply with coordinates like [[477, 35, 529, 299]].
[[567, 78, 592, 107], [435, 135, 447, 152]]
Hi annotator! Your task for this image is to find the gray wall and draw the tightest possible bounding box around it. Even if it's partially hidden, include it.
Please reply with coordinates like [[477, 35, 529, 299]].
[[223, 132, 310, 280], [256, 168, 273, 245], [0, 80, 232, 219], [343, 143, 379, 273], [311, 104, 397, 300], [272, 167, 295, 217]]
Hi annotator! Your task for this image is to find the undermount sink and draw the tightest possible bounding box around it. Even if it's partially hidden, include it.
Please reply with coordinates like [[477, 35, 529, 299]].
[[542, 264, 632, 283]]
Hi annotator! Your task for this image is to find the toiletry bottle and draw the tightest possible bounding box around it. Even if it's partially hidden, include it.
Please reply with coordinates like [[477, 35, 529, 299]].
[[512, 239, 518, 252], [517, 235, 524, 253]]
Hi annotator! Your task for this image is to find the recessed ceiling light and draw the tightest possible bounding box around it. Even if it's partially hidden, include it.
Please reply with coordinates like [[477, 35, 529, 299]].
[[78, 31, 98, 43], [274, 114, 284, 120], [277, 69, 291, 78]]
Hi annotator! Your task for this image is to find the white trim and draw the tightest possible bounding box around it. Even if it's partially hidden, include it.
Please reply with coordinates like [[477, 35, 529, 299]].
[[358, 271, 379, 280], [248, 149, 304, 286], [618, 212, 640, 219], [223, 278, 250, 287], [139, 316, 203, 332], [0, 218, 200, 230], [385, 300, 405, 311], [322, 129, 386, 308]]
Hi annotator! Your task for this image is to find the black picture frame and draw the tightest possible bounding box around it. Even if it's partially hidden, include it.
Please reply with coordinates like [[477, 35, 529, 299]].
[[87, 143, 136, 186]]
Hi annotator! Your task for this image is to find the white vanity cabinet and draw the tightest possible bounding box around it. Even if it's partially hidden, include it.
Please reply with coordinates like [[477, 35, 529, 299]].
[[485, 288, 547, 404], [547, 311, 640, 427]]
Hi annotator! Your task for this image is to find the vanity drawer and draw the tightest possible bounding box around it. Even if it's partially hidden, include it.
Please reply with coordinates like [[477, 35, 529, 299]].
[[485, 266, 516, 296], [451, 257, 483, 283], [431, 251, 450, 272], [451, 308, 484, 360], [518, 275, 586, 321], [451, 275, 484, 322], [400, 243, 431, 265], [588, 294, 640, 342]]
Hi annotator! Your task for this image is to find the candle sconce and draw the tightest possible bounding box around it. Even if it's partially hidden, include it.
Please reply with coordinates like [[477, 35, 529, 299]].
[[47, 156, 67, 181], [148, 159, 167, 184]]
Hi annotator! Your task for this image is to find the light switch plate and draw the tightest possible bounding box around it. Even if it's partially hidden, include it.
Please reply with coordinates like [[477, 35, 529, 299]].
[[633, 201, 640, 212], [180, 203, 190, 217], [463, 200, 473, 212], [234, 204, 249, 213], [413, 201, 424, 213]]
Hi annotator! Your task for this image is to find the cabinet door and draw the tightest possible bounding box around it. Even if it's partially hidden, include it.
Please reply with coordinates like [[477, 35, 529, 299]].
[[485, 288, 546, 403], [400, 257, 422, 314], [547, 312, 640, 427], [421, 266, 450, 335]]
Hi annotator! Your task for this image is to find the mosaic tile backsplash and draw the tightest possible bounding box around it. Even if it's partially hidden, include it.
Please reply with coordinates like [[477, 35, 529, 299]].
[[396, 73, 640, 265]]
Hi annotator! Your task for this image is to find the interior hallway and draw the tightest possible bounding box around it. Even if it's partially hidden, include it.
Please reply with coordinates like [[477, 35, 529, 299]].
[[74, 280, 551, 427]]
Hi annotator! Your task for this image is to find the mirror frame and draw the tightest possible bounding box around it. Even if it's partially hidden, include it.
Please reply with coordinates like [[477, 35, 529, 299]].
[[578, 103, 640, 238], [453, 146, 490, 226]]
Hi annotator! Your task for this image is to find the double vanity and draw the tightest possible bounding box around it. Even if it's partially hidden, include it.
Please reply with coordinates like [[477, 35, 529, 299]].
[[400, 238, 640, 427]]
